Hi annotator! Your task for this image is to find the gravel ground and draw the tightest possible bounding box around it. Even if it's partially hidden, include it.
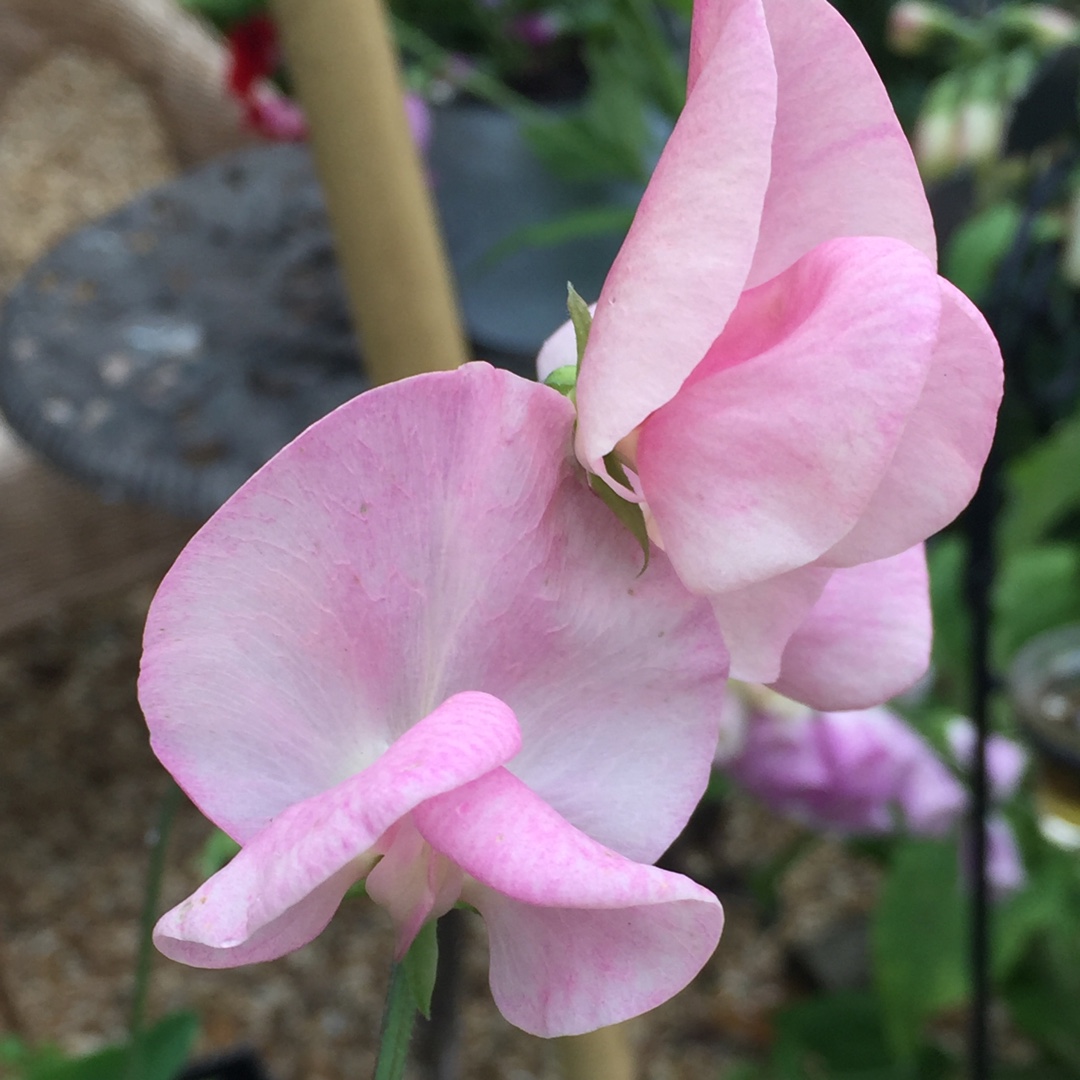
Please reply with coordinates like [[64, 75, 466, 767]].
[[0, 45, 881, 1080]]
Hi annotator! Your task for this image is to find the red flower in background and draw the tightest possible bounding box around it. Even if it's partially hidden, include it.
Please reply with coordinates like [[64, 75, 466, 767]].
[[226, 15, 308, 142]]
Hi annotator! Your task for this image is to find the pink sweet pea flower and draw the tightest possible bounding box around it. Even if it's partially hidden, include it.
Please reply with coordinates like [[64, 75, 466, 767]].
[[718, 686, 966, 835], [140, 364, 727, 1037], [538, 0, 1002, 708]]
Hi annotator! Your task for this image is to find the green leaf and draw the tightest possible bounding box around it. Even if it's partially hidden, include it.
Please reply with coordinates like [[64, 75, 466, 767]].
[[1000, 411, 1080, 554], [178, 0, 266, 27], [872, 839, 968, 1061], [928, 536, 972, 709], [772, 992, 893, 1073], [992, 543, 1080, 667], [566, 283, 593, 369], [478, 205, 636, 269], [29, 1012, 199, 1080], [402, 920, 439, 1021], [943, 201, 1022, 302], [198, 827, 241, 879], [590, 453, 650, 571], [544, 364, 579, 399]]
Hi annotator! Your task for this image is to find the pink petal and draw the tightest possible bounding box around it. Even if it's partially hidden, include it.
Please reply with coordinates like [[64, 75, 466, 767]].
[[769, 546, 931, 710], [141, 363, 727, 865], [415, 768, 723, 1037], [636, 237, 940, 595], [822, 280, 1004, 567], [744, 0, 935, 288], [153, 692, 521, 967], [574, 0, 777, 467], [710, 565, 832, 684]]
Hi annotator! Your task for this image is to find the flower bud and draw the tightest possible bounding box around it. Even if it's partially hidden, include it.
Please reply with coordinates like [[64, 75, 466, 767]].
[[888, 1, 958, 55], [914, 74, 964, 178], [998, 3, 1079, 48]]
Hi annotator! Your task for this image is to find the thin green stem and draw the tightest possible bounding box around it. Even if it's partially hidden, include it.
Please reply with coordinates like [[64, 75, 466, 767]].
[[373, 962, 417, 1080], [126, 780, 183, 1080]]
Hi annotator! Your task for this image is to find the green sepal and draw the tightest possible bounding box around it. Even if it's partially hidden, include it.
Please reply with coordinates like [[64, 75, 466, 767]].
[[566, 283, 593, 367], [544, 364, 579, 401], [590, 453, 650, 572], [402, 920, 439, 1021]]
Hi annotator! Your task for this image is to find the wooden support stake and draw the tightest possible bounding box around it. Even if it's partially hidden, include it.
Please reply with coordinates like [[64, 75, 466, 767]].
[[555, 1023, 636, 1080], [269, 0, 470, 384]]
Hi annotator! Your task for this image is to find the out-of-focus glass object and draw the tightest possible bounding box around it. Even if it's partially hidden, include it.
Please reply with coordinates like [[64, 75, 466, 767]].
[[1009, 624, 1080, 849]]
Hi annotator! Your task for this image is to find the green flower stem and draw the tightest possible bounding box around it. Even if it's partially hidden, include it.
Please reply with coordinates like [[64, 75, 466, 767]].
[[373, 962, 417, 1080], [127, 780, 183, 1080]]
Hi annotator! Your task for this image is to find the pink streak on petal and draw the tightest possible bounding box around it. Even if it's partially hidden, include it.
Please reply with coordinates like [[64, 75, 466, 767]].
[[636, 238, 940, 594], [710, 565, 832, 684], [574, 0, 777, 467], [745, 0, 935, 288], [153, 692, 520, 968], [822, 279, 1004, 567], [769, 546, 931, 711], [415, 768, 723, 1036]]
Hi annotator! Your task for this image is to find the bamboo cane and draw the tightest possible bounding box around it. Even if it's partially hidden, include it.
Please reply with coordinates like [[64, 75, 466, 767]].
[[268, 0, 469, 384], [555, 1022, 636, 1080]]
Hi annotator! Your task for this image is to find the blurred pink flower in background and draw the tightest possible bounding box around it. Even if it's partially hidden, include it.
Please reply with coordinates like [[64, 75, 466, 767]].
[[718, 686, 966, 835], [539, 0, 1002, 711], [509, 11, 563, 47], [947, 717, 1028, 897], [718, 689, 1027, 896], [140, 364, 728, 1037]]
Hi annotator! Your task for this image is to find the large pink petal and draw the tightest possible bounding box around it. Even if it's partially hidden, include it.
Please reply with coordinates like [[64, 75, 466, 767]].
[[636, 237, 940, 595], [153, 692, 520, 967], [415, 769, 723, 1037], [768, 545, 931, 710], [141, 363, 727, 863], [744, 0, 935, 288], [574, 0, 777, 468], [822, 279, 1003, 567]]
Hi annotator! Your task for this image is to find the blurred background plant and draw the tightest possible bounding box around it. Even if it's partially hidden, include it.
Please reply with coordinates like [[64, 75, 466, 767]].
[[180, 0, 692, 183]]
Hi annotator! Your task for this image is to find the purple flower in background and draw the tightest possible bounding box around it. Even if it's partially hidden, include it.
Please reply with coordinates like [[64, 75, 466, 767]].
[[719, 689, 1028, 898], [509, 12, 563, 47], [718, 687, 965, 835], [947, 717, 1028, 898]]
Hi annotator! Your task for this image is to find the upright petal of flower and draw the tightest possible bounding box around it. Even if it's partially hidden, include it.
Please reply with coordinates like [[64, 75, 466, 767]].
[[415, 769, 723, 1037], [822, 281, 1004, 567], [746, 0, 936, 286], [768, 547, 932, 710], [574, 0, 777, 468], [153, 693, 521, 967], [635, 237, 940, 594]]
